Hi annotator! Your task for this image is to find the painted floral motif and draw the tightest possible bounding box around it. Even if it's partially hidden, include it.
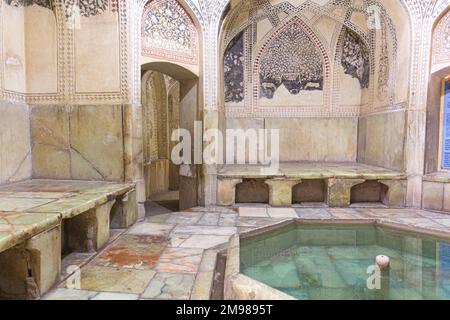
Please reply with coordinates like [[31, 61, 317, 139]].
[[4, 0, 52, 9], [142, 0, 198, 65], [433, 9, 450, 65], [341, 27, 370, 89], [378, 21, 390, 98], [4, 0, 112, 17], [259, 23, 324, 99], [224, 32, 244, 103], [79, 0, 108, 17]]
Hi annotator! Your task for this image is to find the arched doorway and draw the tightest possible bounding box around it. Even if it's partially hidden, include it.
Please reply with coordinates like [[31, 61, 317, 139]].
[[139, 0, 202, 213], [141, 62, 200, 212]]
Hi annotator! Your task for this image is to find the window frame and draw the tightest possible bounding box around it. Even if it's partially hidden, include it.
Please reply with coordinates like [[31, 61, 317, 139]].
[[439, 76, 450, 171]]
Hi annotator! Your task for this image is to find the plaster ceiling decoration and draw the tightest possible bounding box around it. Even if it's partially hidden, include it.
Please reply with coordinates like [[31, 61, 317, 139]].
[[142, 0, 199, 65]]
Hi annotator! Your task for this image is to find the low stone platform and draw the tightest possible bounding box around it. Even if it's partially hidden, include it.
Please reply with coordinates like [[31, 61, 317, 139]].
[[0, 179, 137, 299], [217, 162, 407, 208]]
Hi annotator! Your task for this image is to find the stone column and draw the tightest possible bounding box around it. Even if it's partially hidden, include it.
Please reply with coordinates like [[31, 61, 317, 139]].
[[110, 189, 138, 229], [379, 180, 407, 208], [265, 179, 301, 207], [123, 103, 146, 220], [217, 178, 243, 206], [0, 226, 61, 300], [327, 178, 365, 207], [65, 200, 115, 252]]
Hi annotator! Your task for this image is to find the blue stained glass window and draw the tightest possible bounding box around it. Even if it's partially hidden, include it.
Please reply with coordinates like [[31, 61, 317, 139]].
[[442, 79, 450, 169]]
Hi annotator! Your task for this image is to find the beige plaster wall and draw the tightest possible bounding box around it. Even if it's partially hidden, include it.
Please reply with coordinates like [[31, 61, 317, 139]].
[[30, 105, 125, 181], [0, 100, 32, 184], [74, 13, 120, 93], [2, 4, 26, 93], [358, 110, 406, 171], [24, 5, 57, 94], [226, 117, 358, 162]]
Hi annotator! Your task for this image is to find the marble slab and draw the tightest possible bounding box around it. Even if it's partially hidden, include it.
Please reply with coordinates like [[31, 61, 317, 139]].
[[218, 162, 406, 180], [0, 211, 61, 252]]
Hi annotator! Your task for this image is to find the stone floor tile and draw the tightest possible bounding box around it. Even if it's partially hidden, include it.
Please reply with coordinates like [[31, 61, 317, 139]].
[[93, 234, 168, 270], [44, 288, 98, 300], [219, 213, 238, 226], [236, 217, 285, 228], [433, 219, 450, 227], [172, 225, 237, 236], [267, 208, 298, 218], [167, 234, 191, 247], [79, 266, 156, 294], [156, 248, 203, 273], [146, 213, 171, 223], [197, 212, 220, 226], [165, 212, 203, 225], [295, 208, 331, 219], [141, 273, 195, 300], [179, 235, 230, 249], [61, 253, 96, 278], [127, 222, 174, 236], [239, 207, 269, 217], [91, 292, 139, 300]]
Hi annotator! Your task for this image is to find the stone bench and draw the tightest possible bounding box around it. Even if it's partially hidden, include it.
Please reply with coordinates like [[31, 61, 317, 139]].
[[217, 163, 407, 208], [0, 179, 138, 299]]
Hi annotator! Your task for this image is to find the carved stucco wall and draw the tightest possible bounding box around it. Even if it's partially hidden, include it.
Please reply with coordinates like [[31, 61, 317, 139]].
[[0, 0, 126, 104], [0, 0, 449, 206], [142, 0, 199, 65], [220, 0, 409, 118], [432, 8, 450, 68]]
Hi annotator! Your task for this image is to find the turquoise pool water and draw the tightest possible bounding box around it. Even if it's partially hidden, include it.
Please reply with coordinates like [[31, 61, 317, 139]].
[[240, 224, 450, 300]]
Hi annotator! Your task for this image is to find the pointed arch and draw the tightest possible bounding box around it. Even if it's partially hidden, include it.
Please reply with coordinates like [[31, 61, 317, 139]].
[[141, 0, 199, 65], [253, 16, 331, 110]]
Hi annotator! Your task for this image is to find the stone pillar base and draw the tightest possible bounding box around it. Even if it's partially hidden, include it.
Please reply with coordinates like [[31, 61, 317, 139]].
[[217, 178, 243, 206], [111, 189, 138, 229], [65, 200, 115, 252], [379, 180, 407, 208], [0, 226, 61, 300], [265, 179, 301, 207], [327, 178, 365, 207]]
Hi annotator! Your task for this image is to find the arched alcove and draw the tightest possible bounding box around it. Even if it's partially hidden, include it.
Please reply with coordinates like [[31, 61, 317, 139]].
[[140, 0, 202, 211], [425, 9, 450, 174]]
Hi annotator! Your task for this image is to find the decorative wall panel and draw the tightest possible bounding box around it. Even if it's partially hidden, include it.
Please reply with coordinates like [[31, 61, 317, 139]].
[[220, 0, 409, 118], [142, 0, 198, 65], [340, 27, 370, 89], [432, 9, 450, 66], [224, 31, 244, 103]]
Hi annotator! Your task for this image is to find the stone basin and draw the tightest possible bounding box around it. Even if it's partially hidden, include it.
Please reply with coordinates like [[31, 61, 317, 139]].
[[225, 220, 450, 300]]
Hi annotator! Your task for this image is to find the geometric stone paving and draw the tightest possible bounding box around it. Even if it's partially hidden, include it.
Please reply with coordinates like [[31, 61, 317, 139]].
[[44, 205, 450, 300]]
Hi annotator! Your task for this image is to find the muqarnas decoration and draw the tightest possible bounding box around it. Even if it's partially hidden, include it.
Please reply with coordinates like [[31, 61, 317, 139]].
[[341, 27, 370, 89], [224, 31, 244, 103], [259, 23, 324, 100], [4, 0, 52, 9]]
